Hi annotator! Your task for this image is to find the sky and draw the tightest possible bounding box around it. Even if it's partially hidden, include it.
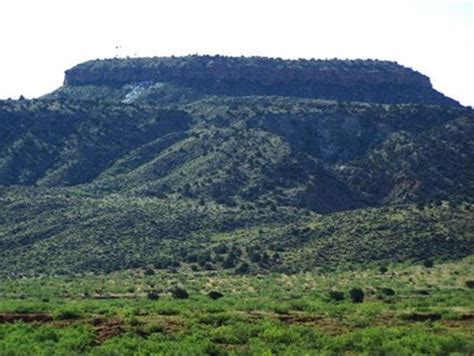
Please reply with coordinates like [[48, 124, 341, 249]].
[[0, 0, 472, 105]]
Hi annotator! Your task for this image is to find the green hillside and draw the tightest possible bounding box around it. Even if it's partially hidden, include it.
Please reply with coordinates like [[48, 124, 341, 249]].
[[0, 56, 473, 277]]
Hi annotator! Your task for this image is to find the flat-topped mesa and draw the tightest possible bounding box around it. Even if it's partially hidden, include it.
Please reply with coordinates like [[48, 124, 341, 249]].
[[61, 55, 459, 105]]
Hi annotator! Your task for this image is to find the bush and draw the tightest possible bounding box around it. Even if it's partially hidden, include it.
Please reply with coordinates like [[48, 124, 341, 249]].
[[147, 292, 159, 300], [204, 263, 214, 271], [349, 288, 364, 303], [465, 280, 474, 289], [380, 288, 395, 296], [236, 262, 250, 274], [54, 308, 81, 320], [186, 254, 198, 263], [214, 244, 228, 254], [423, 260, 434, 268], [222, 253, 236, 269], [129, 318, 141, 326], [378, 265, 388, 274], [208, 291, 224, 300], [143, 268, 155, 276], [250, 252, 261, 263], [190, 264, 199, 271], [328, 291, 345, 301], [171, 288, 189, 299]]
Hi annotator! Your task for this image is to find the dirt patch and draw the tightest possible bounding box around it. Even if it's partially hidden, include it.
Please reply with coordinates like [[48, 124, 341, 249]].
[[0, 313, 53, 323], [458, 314, 474, 321], [246, 311, 325, 325], [403, 312, 442, 322], [442, 316, 474, 331], [246, 311, 348, 335], [277, 314, 324, 324], [159, 317, 186, 333], [89, 293, 138, 300], [92, 318, 124, 344]]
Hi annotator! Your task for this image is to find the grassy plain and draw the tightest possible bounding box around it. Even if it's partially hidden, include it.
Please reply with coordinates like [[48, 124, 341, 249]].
[[1, 257, 473, 355]]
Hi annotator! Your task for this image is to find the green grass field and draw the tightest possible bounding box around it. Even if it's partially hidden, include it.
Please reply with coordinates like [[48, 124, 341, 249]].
[[1, 257, 473, 355]]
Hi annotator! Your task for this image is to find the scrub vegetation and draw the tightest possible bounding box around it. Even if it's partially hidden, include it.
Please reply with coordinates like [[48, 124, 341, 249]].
[[1, 56, 473, 354]]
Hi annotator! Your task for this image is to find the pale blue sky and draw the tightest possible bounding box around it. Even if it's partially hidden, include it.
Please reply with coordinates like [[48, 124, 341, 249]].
[[0, 0, 472, 105]]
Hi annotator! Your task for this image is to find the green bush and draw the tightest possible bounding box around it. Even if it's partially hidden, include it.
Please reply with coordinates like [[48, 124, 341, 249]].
[[349, 288, 364, 303], [208, 291, 224, 300], [171, 288, 189, 299], [380, 288, 395, 296], [465, 280, 474, 289], [328, 291, 345, 301], [423, 260, 434, 268], [147, 292, 159, 300], [54, 308, 81, 320]]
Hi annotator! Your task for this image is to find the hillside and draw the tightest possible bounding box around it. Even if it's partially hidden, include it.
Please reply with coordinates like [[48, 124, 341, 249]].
[[0, 55, 473, 276], [1, 186, 473, 276]]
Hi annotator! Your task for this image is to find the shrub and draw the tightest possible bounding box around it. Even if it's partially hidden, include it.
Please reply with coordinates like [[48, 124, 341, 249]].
[[54, 308, 81, 320], [465, 280, 474, 289], [143, 268, 155, 276], [147, 324, 164, 333], [236, 262, 250, 274], [423, 260, 434, 268], [380, 288, 395, 296], [379, 265, 388, 274], [190, 264, 199, 271], [129, 318, 141, 326], [208, 291, 224, 300], [204, 263, 214, 271], [147, 292, 159, 300], [171, 288, 189, 299], [349, 288, 364, 303], [198, 251, 212, 266], [250, 252, 261, 263], [222, 253, 236, 269], [156, 307, 180, 316], [328, 291, 345, 301], [186, 254, 198, 263], [214, 244, 228, 254]]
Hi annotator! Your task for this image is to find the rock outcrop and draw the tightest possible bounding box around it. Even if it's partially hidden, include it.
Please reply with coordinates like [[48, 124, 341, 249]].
[[59, 55, 459, 105]]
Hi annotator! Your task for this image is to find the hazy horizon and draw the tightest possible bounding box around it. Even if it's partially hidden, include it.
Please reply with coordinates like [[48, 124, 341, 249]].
[[1, 0, 472, 105]]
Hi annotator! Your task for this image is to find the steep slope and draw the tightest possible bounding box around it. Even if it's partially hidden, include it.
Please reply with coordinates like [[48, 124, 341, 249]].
[[336, 116, 474, 205], [93, 124, 361, 212], [0, 100, 191, 186], [46, 55, 459, 106], [1, 98, 472, 212]]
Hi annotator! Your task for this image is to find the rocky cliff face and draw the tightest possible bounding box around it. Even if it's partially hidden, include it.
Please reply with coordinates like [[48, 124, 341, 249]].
[[59, 55, 459, 105]]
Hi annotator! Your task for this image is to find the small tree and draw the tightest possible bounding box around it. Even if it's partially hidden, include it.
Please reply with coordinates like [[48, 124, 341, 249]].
[[236, 262, 250, 274], [250, 252, 261, 263], [222, 253, 236, 269], [208, 291, 224, 300], [465, 280, 474, 289], [328, 291, 344, 301], [380, 288, 395, 296], [147, 292, 159, 301], [349, 288, 364, 303], [171, 288, 189, 299], [143, 268, 155, 276], [423, 260, 434, 268], [214, 244, 228, 254]]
